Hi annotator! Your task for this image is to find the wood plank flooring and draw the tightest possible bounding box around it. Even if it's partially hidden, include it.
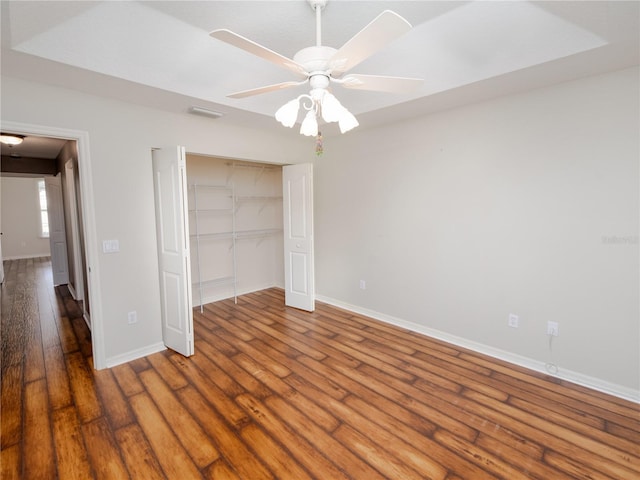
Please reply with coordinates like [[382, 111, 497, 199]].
[[1, 256, 639, 479]]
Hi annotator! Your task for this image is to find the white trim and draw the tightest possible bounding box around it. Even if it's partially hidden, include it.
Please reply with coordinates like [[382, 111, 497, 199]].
[[67, 283, 78, 300], [3, 253, 52, 260], [105, 342, 166, 369], [316, 294, 640, 404], [1, 121, 105, 370]]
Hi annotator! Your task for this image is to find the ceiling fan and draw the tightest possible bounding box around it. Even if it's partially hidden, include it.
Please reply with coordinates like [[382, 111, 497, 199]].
[[209, 0, 423, 136]]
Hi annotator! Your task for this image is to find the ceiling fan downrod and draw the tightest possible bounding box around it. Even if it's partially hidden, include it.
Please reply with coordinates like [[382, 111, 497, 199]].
[[309, 0, 327, 47]]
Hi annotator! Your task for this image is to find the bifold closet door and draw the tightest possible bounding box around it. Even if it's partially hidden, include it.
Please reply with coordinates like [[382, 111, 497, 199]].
[[152, 146, 194, 357], [282, 163, 315, 312]]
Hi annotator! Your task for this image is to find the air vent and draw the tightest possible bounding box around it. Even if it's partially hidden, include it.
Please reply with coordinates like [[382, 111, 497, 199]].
[[189, 106, 224, 119]]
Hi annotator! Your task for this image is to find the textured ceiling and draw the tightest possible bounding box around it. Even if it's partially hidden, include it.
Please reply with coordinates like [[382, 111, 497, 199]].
[[1, 1, 639, 134]]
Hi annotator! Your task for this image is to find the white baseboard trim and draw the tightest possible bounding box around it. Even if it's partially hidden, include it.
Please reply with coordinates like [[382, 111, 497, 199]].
[[104, 285, 278, 369], [105, 342, 166, 369], [316, 294, 640, 404], [3, 253, 51, 260]]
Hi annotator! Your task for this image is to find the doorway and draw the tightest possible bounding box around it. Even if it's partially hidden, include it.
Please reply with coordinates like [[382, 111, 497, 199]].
[[1, 121, 104, 369], [183, 153, 315, 313], [2, 146, 86, 313], [185, 154, 285, 308], [152, 147, 315, 359]]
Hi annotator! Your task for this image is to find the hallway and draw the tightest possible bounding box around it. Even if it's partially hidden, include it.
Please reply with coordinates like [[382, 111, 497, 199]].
[[1, 257, 90, 477]]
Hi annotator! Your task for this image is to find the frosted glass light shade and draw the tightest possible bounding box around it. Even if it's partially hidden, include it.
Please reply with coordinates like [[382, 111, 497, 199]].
[[321, 93, 343, 123], [300, 110, 318, 136], [275, 99, 300, 128], [338, 109, 359, 133], [277, 90, 358, 136], [0, 135, 24, 146]]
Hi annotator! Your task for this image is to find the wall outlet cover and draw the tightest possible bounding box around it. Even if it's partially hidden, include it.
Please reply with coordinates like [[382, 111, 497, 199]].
[[102, 239, 120, 253]]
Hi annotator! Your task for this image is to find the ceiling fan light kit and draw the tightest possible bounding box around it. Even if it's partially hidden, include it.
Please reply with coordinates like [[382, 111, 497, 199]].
[[209, 0, 422, 146], [274, 85, 358, 136]]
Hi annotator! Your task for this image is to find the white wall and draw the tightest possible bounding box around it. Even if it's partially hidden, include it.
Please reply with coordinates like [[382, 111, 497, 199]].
[[1, 177, 51, 259], [1, 75, 309, 366], [314, 67, 639, 397]]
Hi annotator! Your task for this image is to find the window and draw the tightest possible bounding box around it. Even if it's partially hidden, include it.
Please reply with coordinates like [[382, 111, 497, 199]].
[[37, 179, 49, 238]]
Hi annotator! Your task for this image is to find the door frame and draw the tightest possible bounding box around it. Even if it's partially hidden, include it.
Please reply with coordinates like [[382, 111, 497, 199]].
[[2, 121, 105, 369], [65, 159, 85, 303]]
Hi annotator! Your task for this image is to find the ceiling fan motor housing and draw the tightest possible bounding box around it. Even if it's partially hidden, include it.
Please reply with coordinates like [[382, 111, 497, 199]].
[[293, 46, 337, 75]]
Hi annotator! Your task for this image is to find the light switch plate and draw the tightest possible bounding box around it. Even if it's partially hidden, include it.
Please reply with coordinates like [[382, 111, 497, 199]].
[[102, 239, 120, 253]]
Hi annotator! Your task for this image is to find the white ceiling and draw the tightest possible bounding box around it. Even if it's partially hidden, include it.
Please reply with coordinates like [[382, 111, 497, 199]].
[[0, 135, 67, 159], [1, 1, 639, 135]]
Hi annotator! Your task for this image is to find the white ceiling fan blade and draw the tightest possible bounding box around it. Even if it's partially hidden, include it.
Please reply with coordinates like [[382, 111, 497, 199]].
[[330, 10, 412, 77], [210, 29, 308, 78], [338, 74, 423, 93], [227, 81, 307, 99]]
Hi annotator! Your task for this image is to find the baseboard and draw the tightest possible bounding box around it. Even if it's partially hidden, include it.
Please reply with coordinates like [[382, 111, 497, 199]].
[[3, 253, 51, 260], [105, 342, 166, 369], [106, 285, 278, 367], [315, 294, 640, 404]]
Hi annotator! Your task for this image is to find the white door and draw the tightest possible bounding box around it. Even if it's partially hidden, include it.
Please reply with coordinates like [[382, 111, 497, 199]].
[[0, 234, 4, 284], [45, 176, 70, 286], [65, 160, 84, 302], [282, 163, 315, 311], [0, 236, 4, 285], [0, 174, 4, 284], [152, 146, 194, 357]]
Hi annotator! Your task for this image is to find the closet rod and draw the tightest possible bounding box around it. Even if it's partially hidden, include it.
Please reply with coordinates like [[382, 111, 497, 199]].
[[225, 161, 279, 170]]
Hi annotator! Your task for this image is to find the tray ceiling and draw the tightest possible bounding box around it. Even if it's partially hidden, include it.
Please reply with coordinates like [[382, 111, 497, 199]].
[[1, 1, 638, 133]]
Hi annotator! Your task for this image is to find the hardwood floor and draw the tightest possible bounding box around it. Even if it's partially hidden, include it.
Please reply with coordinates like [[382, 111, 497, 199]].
[[1, 257, 639, 479]]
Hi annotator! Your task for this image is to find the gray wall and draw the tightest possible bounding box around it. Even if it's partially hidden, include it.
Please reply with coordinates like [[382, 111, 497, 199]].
[[1, 66, 637, 398], [1, 176, 51, 259], [314, 67, 639, 396]]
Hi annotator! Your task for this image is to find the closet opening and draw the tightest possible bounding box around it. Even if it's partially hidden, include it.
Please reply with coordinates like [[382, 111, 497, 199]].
[[185, 155, 284, 310]]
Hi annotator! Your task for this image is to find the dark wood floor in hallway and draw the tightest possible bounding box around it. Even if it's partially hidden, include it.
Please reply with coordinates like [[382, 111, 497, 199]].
[[1, 257, 639, 479]]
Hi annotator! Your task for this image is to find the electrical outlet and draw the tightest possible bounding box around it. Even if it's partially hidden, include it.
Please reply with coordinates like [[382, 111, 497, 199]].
[[508, 313, 519, 328], [547, 321, 559, 336], [359, 280, 366, 290], [127, 311, 138, 324]]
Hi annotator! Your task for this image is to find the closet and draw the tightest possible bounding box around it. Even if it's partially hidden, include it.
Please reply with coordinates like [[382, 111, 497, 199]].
[[186, 155, 284, 308]]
